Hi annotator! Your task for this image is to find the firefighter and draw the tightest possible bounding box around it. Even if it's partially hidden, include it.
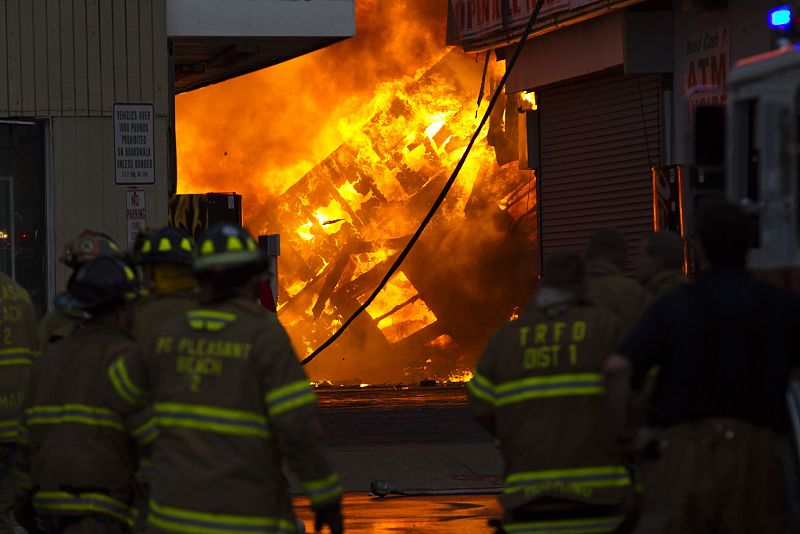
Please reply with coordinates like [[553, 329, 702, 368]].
[[132, 226, 198, 339], [604, 201, 800, 533], [38, 230, 120, 346], [584, 229, 651, 332], [0, 272, 38, 534], [469, 251, 634, 534], [633, 232, 686, 297], [106, 223, 344, 534], [14, 256, 141, 534]]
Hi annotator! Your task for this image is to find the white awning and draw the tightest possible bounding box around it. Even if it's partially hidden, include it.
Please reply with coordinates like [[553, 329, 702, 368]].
[[168, 0, 355, 92]]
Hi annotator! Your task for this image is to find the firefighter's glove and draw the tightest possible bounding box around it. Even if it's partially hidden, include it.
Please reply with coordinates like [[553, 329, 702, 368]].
[[313, 500, 343, 534]]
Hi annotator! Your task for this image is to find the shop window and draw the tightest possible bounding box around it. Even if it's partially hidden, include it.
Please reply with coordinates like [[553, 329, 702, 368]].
[[0, 122, 48, 315]]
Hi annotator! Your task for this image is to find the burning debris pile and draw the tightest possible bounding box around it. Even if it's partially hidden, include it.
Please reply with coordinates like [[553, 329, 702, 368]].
[[177, 1, 540, 384], [265, 51, 539, 384]]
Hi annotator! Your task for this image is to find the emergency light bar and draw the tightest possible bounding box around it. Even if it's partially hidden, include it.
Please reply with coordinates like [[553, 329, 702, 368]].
[[770, 6, 792, 29]]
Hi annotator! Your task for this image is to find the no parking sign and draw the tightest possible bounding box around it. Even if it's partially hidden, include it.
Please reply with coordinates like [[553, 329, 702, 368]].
[[126, 189, 146, 248]]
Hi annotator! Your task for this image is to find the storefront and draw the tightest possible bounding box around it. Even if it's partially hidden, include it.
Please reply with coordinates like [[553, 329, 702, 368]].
[[448, 0, 772, 268]]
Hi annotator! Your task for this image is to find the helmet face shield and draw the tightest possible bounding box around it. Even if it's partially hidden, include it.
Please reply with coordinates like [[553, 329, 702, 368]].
[[193, 224, 266, 273]]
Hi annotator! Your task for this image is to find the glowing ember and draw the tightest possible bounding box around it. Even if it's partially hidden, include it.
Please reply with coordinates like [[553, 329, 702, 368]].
[[447, 369, 474, 383], [521, 91, 537, 109], [296, 222, 314, 241], [363, 272, 437, 344]]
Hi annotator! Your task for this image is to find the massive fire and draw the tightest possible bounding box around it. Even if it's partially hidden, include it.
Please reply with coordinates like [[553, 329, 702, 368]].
[[176, 0, 539, 384]]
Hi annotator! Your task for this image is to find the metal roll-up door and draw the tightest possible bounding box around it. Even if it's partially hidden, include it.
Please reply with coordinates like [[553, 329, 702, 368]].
[[537, 71, 663, 266]]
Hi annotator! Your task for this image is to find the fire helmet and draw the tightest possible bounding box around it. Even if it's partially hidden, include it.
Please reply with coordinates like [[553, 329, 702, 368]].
[[136, 226, 195, 266], [193, 224, 265, 273], [55, 256, 141, 312], [61, 230, 120, 269]]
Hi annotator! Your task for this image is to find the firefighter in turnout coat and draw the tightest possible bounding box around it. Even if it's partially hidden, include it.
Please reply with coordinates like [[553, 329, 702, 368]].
[[38, 231, 121, 347], [132, 226, 198, 340], [14, 256, 142, 534], [468, 252, 635, 534], [0, 272, 38, 534], [106, 224, 344, 534]]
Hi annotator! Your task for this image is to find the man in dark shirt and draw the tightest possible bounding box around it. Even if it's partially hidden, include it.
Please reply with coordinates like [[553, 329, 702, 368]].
[[604, 201, 800, 534]]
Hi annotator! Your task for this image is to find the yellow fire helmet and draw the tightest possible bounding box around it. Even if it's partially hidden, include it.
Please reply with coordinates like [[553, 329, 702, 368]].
[[136, 226, 196, 266], [193, 224, 265, 273]]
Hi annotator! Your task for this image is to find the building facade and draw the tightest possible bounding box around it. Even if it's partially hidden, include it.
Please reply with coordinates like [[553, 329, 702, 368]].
[[448, 0, 771, 268], [0, 0, 354, 312]]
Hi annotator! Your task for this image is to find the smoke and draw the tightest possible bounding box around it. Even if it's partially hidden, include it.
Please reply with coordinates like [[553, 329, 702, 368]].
[[176, 0, 449, 207]]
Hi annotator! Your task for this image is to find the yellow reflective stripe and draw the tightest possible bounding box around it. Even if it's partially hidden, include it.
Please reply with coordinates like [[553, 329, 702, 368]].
[[265, 380, 316, 418], [186, 310, 236, 321], [14, 468, 31, 490], [186, 310, 237, 332], [132, 418, 158, 446], [505, 466, 631, 492], [0, 347, 39, 366], [108, 357, 149, 408], [25, 404, 125, 431], [159, 237, 173, 252], [504, 516, 624, 534], [302, 473, 342, 506], [34, 491, 136, 526], [136, 457, 154, 483], [180, 238, 193, 252], [467, 372, 496, 404], [154, 403, 270, 439], [142, 240, 152, 253], [149, 500, 297, 534], [0, 348, 39, 355], [494, 373, 603, 406], [0, 419, 18, 439]]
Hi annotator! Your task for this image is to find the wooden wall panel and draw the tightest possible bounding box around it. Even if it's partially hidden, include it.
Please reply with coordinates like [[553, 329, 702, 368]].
[[85, 0, 101, 115], [59, 0, 76, 115], [6, 0, 22, 112], [33, 0, 49, 115], [112, 0, 128, 102], [18, 0, 35, 114], [0, 4, 9, 114], [46, 0, 62, 114]]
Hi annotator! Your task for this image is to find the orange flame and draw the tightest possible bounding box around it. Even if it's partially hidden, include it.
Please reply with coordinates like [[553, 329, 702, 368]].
[[176, 0, 538, 384]]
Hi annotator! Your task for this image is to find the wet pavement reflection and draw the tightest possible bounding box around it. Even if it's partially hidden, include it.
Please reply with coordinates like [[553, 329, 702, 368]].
[[294, 494, 502, 533]]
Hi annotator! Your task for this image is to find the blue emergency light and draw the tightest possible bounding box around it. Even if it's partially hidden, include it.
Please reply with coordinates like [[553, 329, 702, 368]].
[[770, 6, 793, 29]]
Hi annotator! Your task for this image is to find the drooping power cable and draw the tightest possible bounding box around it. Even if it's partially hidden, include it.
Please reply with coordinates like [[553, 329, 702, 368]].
[[301, 0, 546, 366]]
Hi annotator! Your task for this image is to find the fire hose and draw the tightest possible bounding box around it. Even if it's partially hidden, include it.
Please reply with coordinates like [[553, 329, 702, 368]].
[[300, 0, 547, 366], [369, 479, 502, 498]]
